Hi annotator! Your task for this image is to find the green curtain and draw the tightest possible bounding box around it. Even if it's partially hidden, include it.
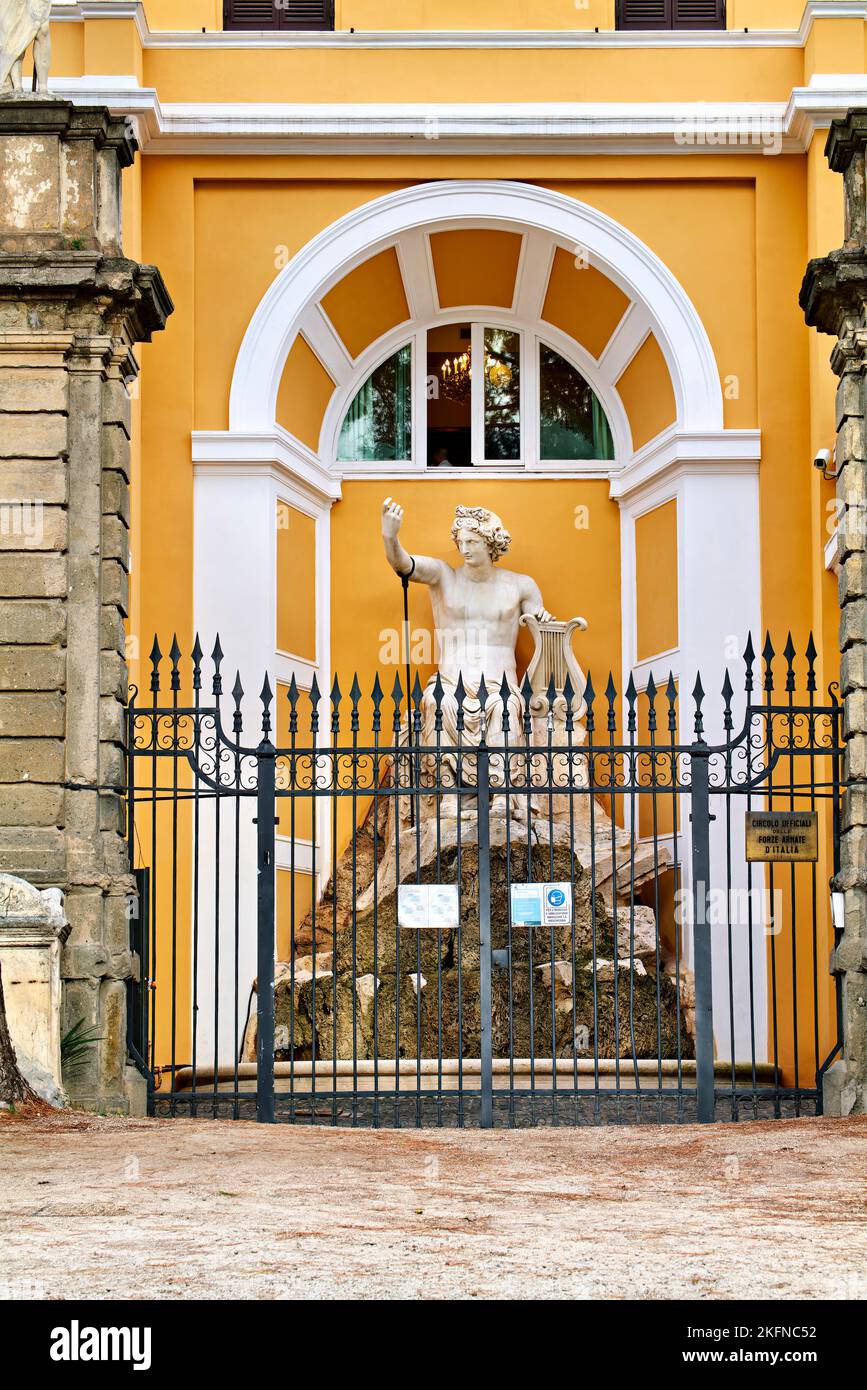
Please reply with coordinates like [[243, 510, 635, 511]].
[[337, 344, 411, 462]]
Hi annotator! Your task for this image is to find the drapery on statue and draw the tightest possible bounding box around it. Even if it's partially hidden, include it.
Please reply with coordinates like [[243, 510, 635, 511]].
[[0, 0, 51, 94], [381, 497, 554, 774]]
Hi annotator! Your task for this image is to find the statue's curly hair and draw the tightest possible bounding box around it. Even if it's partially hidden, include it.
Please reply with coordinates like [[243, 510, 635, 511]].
[[451, 506, 511, 562]]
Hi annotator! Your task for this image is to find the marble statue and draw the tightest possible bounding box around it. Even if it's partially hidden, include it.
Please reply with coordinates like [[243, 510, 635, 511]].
[[0, 0, 52, 94], [381, 496, 554, 764], [353, 498, 664, 911]]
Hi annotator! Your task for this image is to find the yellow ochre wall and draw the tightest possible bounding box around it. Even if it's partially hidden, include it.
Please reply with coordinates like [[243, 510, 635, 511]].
[[39, 7, 857, 1084], [128, 0, 810, 34]]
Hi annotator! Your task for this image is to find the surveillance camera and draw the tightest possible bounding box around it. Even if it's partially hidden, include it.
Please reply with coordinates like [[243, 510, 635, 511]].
[[814, 448, 832, 471]]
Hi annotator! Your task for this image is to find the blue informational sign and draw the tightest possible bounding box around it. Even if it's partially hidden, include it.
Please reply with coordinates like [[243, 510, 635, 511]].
[[510, 882, 572, 927]]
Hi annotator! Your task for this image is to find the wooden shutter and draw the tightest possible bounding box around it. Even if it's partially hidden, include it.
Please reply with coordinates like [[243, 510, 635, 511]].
[[618, 0, 725, 27], [618, 0, 672, 28], [223, 0, 334, 29], [224, 0, 279, 28], [671, 0, 725, 27]]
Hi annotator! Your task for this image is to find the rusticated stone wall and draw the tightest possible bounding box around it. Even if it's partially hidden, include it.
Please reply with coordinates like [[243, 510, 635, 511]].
[[802, 109, 867, 1116], [0, 99, 171, 1111]]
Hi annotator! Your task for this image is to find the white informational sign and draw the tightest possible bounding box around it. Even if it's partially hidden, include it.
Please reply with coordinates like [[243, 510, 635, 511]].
[[510, 882, 573, 928], [398, 883, 460, 930]]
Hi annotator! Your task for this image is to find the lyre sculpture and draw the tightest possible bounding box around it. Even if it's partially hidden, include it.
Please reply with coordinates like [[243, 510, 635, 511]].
[[521, 613, 591, 819]]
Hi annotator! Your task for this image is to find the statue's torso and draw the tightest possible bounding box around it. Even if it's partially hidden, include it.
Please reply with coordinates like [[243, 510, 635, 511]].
[[428, 564, 525, 688]]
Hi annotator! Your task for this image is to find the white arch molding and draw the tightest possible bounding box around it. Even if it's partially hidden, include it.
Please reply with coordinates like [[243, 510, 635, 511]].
[[193, 178, 764, 1068], [229, 180, 725, 439]]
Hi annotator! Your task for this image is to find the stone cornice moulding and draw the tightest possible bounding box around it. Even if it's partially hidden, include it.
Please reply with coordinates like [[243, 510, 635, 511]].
[[609, 428, 762, 503], [48, 1, 867, 49], [191, 430, 342, 505], [611, 428, 763, 504], [47, 81, 867, 156], [192, 427, 761, 504]]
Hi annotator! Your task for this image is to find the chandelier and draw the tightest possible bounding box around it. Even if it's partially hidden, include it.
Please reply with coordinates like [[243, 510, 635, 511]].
[[439, 350, 472, 402]]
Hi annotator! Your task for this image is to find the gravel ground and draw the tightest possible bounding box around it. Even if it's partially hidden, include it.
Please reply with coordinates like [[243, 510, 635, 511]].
[[1, 1111, 866, 1300]]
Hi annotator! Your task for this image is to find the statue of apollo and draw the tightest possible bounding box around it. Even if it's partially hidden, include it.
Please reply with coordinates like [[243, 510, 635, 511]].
[[0, 0, 52, 94], [381, 496, 553, 760]]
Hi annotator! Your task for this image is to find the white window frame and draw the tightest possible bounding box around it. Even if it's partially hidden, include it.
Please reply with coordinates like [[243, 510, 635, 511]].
[[334, 319, 618, 472]]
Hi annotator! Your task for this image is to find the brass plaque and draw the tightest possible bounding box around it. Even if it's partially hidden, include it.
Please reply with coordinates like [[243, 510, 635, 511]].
[[745, 811, 819, 863]]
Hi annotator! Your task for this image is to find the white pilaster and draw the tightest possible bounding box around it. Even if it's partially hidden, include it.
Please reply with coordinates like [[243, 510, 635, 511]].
[[619, 452, 765, 1065]]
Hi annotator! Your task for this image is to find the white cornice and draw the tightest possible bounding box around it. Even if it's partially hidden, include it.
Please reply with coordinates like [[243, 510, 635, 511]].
[[48, 1, 867, 48], [609, 428, 762, 502], [46, 80, 867, 156], [192, 430, 342, 504], [192, 426, 761, 497]]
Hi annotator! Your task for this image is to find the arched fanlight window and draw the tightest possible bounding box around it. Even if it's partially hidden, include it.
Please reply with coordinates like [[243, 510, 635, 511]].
[[539, 344, 614, 461], [335, 332, 615, 466], [337, 344, 411, 463]]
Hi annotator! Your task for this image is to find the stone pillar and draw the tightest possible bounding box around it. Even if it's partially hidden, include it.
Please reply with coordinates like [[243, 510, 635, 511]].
[[0, 99, 171, 1111], [802, 109, 867, 1116]]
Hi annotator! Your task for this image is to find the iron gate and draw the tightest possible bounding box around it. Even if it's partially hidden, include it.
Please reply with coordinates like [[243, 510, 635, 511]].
[[126, 634, 843, 1126]]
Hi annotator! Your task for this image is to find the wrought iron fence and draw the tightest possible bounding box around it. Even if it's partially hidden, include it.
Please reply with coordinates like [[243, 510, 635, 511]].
[[126, 633, 842, 1127]]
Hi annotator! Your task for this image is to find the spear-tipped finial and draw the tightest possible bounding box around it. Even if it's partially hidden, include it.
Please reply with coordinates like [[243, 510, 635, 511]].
[[518, 673, 532, 735], [390, 673, 404, 734], [309, 674, 321, 735], [260, 673, 273, 736], [371, 672, 383, 731], [805, 632, 817, 693], [288, 674, 299, 734], [231, 671, 244, 733], [782, 632, 796, 693], [498, 674, 512, 736], [692, 672, 705, 739], [625, 673, 637, 734], [666, 672, 678, 733], [605, 673, 617, 733], [743, 632, 756, 694], [762, 632, 775, 693], [191, 634, 203, 692], [584, 671, 595, 733], [149, 635, 162, 693], [169, 634, 182, 692], [211, 635, 224, 696], [645, 672, 657, 734], [721, 669, 734, 733], [545, 675, 557, 719], [432, 672, 445, 734], [349, 674, 362, 733], [330, 674, 342, 735], [562, 673, 575, 732]]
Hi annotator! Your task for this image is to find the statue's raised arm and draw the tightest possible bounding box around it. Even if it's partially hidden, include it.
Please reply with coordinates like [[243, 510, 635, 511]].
[[381, 498, 446, 586], [0, 1, 52, 94]]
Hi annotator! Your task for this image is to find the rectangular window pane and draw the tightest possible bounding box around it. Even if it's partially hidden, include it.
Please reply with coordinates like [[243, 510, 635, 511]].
[[427, 324, 472, 467], [484, 327, 520, 461], [540, 344, 614, 461], [337, 344, 411, 463]]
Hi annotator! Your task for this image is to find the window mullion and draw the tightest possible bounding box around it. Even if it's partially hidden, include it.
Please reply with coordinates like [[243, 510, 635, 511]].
[[471, 321, 485, 465], [523, 334, 539, 468], [413, 329, 426, 466]]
